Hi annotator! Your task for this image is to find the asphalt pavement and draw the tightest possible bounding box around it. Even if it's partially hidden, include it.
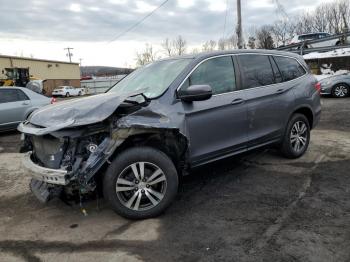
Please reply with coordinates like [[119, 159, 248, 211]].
[[0, 97, 349, 262]]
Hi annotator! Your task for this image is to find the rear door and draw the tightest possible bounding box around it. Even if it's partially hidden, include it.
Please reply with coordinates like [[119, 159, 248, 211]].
[[179, 55, 248, 165], [236, 54, 295, 148], [0, 89, 32, 129]]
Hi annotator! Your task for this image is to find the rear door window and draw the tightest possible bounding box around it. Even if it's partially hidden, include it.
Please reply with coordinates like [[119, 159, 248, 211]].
[[269, 56, 283, 84], [237, 54, 275, 89], [273, 56, 306, 82], [0, 89, 28, 103], [17, 90, 29, 100]]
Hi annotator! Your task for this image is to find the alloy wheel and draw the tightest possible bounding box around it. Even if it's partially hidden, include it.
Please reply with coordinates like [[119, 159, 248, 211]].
[[290, 121, 308, 153], [334, 85, 348, 97], [115, 162, 167, 211]]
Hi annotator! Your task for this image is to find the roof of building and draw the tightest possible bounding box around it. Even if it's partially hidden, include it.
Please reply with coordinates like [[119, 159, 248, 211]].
[[0, 54, 79, 65]]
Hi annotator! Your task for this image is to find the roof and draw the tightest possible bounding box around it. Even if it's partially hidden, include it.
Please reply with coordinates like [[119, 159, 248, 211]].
[[160, 49, 302, 62], [0, 54, 79, 65]]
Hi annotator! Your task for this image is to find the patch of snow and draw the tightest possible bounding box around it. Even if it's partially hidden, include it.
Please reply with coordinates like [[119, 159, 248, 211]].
[[313, 69, 350, 81], [303, 48, 350, 60]]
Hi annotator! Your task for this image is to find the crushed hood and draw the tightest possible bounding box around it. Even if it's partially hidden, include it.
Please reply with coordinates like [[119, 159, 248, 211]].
[[28, 92, 135, 129]]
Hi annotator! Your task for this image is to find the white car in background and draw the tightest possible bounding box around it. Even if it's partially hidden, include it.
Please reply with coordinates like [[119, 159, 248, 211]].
[[52, 86, 84, 97], [289, 32, 344, 48]]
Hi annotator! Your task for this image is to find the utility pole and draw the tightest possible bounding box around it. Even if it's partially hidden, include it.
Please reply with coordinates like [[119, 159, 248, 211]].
[[79, 58, 83, 66], [236, 0, 243, 49], [64, 47, 74, 62]]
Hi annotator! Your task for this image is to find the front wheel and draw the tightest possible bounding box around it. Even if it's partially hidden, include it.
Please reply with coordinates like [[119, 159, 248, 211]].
[[332, 84, 349, 98], [103, 147, 178, 219], [65, 92, 70, 97], [280, 114, 310, 159]]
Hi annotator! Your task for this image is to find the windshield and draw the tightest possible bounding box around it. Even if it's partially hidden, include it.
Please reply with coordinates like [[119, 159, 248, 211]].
[[108, 58, 192, 99]]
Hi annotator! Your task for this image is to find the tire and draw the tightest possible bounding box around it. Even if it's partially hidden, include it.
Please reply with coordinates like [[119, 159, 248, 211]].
[[78, 91, 82, 96], [280, 113, 310, 159], [65, 92, 70, 97], [332, 84, 349, 98], [103, 147, 179, 219]]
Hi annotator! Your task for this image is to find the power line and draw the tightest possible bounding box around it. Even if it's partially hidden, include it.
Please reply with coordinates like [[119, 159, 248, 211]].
[[273, 0, 289, 21], [222, 0, 229, 39], [107, 0, 171, 44]]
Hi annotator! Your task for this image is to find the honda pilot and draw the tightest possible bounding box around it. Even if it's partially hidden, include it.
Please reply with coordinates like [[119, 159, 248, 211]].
[[18, 50, 321, 219]]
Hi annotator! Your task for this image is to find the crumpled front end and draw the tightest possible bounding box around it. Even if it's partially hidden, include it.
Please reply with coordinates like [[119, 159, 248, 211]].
[[19, 120, 121, 202], [17, 92, 189, 204]]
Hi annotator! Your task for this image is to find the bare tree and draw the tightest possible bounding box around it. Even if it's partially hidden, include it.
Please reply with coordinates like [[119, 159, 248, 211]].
[[217, 35, 237, 50], [161, 38, 174, 57], [290, 1, 350, 35], [247, 36, 256, 49], [202, 40, 217, 52], [191, 48, 200, 54], [256, 26, 275, 49], [271, 20, 293, 46], [312, 4, 329, 32], [135, 44, 158, 66], [173, 35, 187, 56], [294, 13, 314, 34]]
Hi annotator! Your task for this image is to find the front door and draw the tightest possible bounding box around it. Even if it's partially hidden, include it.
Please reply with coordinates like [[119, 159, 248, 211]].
[[178, 56, 248, 166]]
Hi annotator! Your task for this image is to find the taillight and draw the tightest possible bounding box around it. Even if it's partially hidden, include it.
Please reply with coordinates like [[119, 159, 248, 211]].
[[315, 82, 321, 93], [50, 97, 57, 104]]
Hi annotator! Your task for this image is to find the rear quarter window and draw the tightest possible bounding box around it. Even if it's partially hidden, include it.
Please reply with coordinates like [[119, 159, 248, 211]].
[[273, 56, 306, 82]]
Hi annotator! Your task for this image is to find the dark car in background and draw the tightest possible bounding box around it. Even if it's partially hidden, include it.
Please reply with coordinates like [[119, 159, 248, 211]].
[[18, 50, 321, 219]]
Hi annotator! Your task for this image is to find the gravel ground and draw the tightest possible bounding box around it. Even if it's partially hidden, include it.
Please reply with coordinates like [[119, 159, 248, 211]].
[[0, 97, 349, 262]]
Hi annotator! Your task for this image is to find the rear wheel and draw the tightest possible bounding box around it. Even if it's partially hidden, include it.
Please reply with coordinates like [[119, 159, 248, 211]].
[[280, 114, 310, 159], [332, 84, 349, 98], [103, 147, 178, 219], [78, 91, 82, 96]]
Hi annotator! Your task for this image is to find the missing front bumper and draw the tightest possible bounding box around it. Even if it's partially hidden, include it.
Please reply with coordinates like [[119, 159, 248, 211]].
[[22, 152, 69, 185]]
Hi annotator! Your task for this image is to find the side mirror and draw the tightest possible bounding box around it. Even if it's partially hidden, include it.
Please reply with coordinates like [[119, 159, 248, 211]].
[[178, 85, 212, 102]]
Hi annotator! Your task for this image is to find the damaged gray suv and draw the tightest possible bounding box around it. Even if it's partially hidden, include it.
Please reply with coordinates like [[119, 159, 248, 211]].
[[18, 50, 321, 219]]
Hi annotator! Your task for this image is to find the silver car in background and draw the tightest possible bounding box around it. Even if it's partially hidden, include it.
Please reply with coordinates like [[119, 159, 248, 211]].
[[0, 87, 51, 131], [289, 32, 347, 48], [319, 73, 350, 98]]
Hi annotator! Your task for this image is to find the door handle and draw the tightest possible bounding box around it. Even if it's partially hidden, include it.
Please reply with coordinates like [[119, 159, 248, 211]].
[[22, 101, 29, 105], [231, 98, 245, 105], [276, 89, 285, 94]]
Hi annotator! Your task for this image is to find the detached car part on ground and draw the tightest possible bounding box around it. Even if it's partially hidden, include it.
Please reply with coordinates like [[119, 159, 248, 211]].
[[18, 50, 321, 219]]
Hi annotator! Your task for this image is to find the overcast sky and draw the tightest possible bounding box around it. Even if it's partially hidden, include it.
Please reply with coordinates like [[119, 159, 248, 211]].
[[0, 0, 336, 67]]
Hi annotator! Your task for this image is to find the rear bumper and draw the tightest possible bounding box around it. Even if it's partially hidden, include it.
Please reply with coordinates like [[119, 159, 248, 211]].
[[320, 90, 332, 95], [22, 152, 69, 185]]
